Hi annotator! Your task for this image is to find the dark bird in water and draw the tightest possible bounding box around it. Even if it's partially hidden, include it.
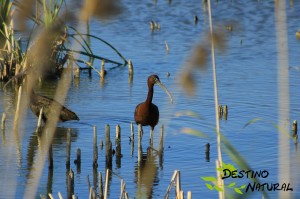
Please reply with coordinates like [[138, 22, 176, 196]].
[[134, 74, 173, 133], [30, 91, 79, 123]]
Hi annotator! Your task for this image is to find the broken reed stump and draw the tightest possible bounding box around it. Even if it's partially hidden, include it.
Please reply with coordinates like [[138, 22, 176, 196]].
[[187, 191, 192, 199], [105, 124, 112, 168], [205, 143, 210, 162], [93, 166, 98, 196], [116, 124, 122, 168], [105, 124, 110, 146], [159, 125, 164, 168], [130, 122, 134, 157], [104, 169, 110, 199], [99, 172, 104, 199], [218, 105, 223, 119], [67, 169, 74, 199], [138, 124, 143, 166], [66, 129, 71, 169], [165, 170, 183, 199], [93, 126, 98, 168], [89, 187, 97, 199], [158, 125, 164, 154], [128, 59, 134, 76], [176, 170, 182, 198], [48, 144, 53, 169], [106, 141, 113, 169], [218, 104, 228, 120], [223, 105, 228, 120], [2, 112, 6, 131]]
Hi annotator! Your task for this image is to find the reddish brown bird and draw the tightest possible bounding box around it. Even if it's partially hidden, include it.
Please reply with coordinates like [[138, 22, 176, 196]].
[[134, 74, 173, 132]]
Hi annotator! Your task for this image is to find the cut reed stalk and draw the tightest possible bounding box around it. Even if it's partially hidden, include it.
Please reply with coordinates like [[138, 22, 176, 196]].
[[58, 192, 63, 199], [205, 143, 210, 162], [138, 124, 142, 166], [105, 124, 110, 146], [48, 193, 54, 199], [176, 170, 181, 199], [99, 172, 104, 199], [105, 124, 112, 168], [119, 179, 124, 199], [93, 126, 98, 167], [128, 59, 133, 76], [223, 105, 228, 120], [115, 124, 121, 168], [159, 125, 164, 154], [66, 129, 71, 168], [106, 141, 112, 168], [89, 187, 96, 199], [104, 169, 110, 199], [115, 124, 121, 156], [187, 191, 192, 199], [165, 170, 179, 199], [100, 59, 105, 79]]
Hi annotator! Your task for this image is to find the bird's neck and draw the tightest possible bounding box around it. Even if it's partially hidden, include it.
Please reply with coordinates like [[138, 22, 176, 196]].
[[145, 86, 154, 104]]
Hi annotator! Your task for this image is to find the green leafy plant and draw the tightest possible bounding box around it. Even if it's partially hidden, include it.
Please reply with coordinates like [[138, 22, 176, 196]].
[[201, 161, 246, 194]]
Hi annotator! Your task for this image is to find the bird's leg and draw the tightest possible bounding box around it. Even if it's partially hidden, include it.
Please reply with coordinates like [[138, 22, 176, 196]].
[[149, 127, 153, 146]]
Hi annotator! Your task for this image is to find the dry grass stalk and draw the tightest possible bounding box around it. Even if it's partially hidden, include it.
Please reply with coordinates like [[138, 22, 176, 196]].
[[275, 1, 292, 199], [207, 1, 224, 198]]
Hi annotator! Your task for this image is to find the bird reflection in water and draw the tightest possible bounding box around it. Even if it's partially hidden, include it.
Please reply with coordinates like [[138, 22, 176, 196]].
[[135, 147, 160, 199]]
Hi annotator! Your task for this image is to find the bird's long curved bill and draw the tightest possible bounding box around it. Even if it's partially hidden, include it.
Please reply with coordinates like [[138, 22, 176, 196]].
[[156, 81, 173, 104]]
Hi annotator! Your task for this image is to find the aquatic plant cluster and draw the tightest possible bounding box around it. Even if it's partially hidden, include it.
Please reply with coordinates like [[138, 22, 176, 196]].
[[0, 0, 126, 83]]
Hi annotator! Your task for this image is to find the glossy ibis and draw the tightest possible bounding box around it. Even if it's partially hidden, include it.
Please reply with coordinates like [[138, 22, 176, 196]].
[[30, 91, 79, 123], [134, 74, 173, 143]]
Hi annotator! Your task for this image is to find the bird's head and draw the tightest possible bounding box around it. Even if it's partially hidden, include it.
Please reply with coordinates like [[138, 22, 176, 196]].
[[148, 74, 173, 104]]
